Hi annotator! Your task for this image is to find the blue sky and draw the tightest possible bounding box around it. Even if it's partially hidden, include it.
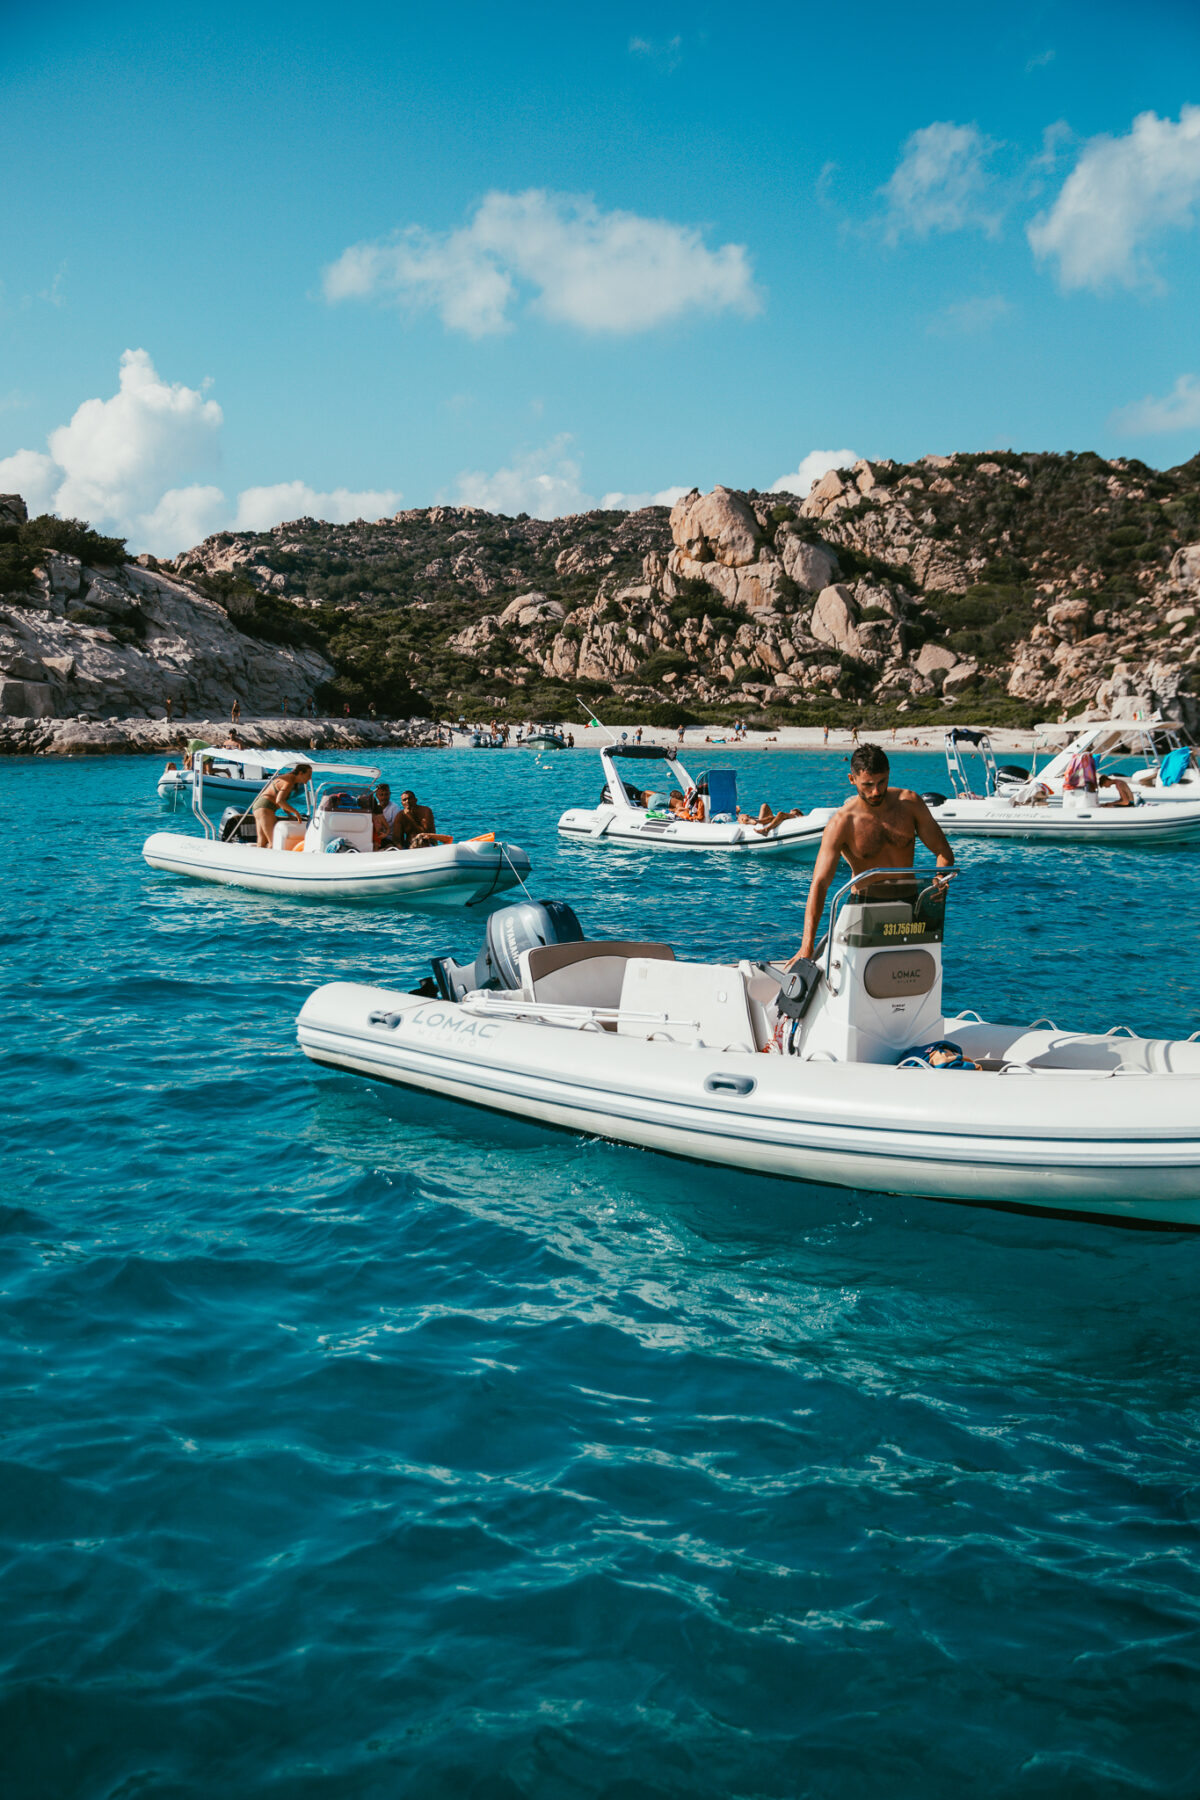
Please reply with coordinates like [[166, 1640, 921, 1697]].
[[3, 0, 1200, 552]]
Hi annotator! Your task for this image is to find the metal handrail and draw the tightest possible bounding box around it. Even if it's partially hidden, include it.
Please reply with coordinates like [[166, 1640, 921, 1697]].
[[824, 865, 958, 980]]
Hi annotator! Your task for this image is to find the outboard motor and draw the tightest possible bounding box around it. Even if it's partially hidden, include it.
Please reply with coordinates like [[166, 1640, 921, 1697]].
[[219, 805, 258, 843], [431, 901, 585, 1002]]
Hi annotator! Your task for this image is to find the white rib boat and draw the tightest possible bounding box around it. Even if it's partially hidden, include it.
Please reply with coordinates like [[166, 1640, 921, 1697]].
[[157, 748, 292, 805], [143, 751, 531, 908], [558, 741, 833, 854], [928, 730, 1200, 845], [296, 875, 1200, 1230], [1001, 718, 1200, 806]]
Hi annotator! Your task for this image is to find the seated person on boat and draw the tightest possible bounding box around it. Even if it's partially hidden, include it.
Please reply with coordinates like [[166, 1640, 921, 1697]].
[[1098, 773, 1135, 807], [789, 744, 954, 965], [399, 789, 452, 848], [373, 783, 407, 845]]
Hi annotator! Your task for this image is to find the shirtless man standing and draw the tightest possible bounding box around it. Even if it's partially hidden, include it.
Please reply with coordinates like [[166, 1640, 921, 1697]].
[[789, 744, 953, 964]]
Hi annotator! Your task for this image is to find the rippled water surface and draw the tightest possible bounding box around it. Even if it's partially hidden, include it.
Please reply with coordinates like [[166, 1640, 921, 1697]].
[[5, 744, 1200, 1798]]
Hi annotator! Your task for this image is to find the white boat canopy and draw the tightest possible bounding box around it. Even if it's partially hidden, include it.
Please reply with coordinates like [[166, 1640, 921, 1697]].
[[194, 748, 382, 781]]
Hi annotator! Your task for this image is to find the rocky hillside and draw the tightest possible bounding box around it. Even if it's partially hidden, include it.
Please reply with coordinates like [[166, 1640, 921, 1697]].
[[4, 445, 1200, 732], [0, 494, 331, 725], [171, 449, 1200, 729]]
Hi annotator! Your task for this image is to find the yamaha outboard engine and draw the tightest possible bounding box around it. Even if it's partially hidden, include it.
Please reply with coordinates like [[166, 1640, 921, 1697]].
[[431, 901, 585, 1002], [219, 805, 258, 843]]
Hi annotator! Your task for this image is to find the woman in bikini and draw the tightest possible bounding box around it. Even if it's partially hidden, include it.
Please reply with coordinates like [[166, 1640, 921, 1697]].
[[251, 764, 312, 848]]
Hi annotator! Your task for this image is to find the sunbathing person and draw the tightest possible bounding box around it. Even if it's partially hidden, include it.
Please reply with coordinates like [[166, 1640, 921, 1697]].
[[743, 801, 806, 834]]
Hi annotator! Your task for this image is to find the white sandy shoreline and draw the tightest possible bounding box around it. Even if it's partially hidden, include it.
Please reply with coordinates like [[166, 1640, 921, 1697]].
[[554, 723, 1060, 756]]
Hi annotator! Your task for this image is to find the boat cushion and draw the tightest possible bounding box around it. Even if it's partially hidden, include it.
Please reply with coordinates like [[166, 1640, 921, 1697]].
[[618, 958, 756, 1052], [520, 939, 674, 1008]]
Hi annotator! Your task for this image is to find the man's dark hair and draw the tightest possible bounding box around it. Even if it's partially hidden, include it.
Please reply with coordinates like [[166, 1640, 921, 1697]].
[[850, 743, 890, 777]]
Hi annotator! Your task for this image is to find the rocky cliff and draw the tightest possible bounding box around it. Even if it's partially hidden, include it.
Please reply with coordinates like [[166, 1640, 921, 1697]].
[[168, 449, 1200, 728], [0, 494, 331, 726], [5, 444, 1200, 734]]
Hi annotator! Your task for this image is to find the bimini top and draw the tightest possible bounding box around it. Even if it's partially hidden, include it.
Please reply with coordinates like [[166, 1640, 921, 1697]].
[[605, 743, 684, 761], [196, 748, 382, 781]]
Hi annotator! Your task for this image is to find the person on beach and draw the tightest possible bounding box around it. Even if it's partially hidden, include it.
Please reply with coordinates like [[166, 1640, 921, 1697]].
[[231, 699, 241, 723], [251, 764, 311, 848], [788, 744, 953, 966]]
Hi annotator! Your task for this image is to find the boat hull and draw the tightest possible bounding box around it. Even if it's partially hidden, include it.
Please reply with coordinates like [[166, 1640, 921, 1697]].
[[932, 798, 1200, 843], [157, 772, 266, 804], [558, 807, 834, 854], [296, 986, 1200, 1227], [143, 834, 530, 907]]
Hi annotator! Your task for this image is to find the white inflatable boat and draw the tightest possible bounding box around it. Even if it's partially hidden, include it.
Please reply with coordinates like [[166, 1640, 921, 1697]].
[[144, 752, 531, 908], [296, 874, 1200, 1229], [927, 730, 1200, 845], [558, 741, 833, 854], [996, 719, 1200, 807], [158, 746, 303, 805]]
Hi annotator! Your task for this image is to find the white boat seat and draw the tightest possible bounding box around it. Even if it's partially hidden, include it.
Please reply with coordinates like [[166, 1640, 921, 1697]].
[[617, 958, 756, 1052], [307, 809, 374, 853], [519, 939, 674, 1008]]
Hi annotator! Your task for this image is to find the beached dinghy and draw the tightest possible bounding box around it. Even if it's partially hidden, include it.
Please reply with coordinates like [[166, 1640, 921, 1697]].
[[927, 730, 1200, 845], [558, 741, 833, 854], [297, 873, 1200, 1228], [144, 753, 531, 908]]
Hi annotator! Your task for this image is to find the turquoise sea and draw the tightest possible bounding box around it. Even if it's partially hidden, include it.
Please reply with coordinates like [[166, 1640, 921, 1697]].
[[5, 743, 1200, 1799]]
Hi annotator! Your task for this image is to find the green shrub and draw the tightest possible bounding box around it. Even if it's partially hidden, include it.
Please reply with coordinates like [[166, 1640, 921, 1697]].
[[23, 514, 127, 566]]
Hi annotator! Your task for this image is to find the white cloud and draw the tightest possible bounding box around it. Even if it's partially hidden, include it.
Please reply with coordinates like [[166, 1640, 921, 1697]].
[[768, 450, 859, 496], [881, 122, 1001, 242], [49, 347, 223, 524], [233, 482, 402, 532], [136, 485, 229, 553], [1111, 373, 1200, 435], [628, 34, 683, 71], [1028, 105, 1200, 291], [600, 485, 690, 511], [454, 435, 594, 518], [0, 350, 402, 556], [0, 447, 60, 515], [323, 188, 759, 336], [927, 294, 1012, 336]]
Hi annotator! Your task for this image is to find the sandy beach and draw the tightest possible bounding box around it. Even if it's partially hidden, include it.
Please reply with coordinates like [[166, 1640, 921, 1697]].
[[553, 722, 1063, 756]]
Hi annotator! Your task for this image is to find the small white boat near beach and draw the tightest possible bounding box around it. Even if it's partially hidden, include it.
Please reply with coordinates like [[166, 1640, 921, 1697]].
[[927, 730, 1200, 845], [143, 751, 532, 908], [297, 874, 1200, 1229], [558, 741, 833, 854]]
